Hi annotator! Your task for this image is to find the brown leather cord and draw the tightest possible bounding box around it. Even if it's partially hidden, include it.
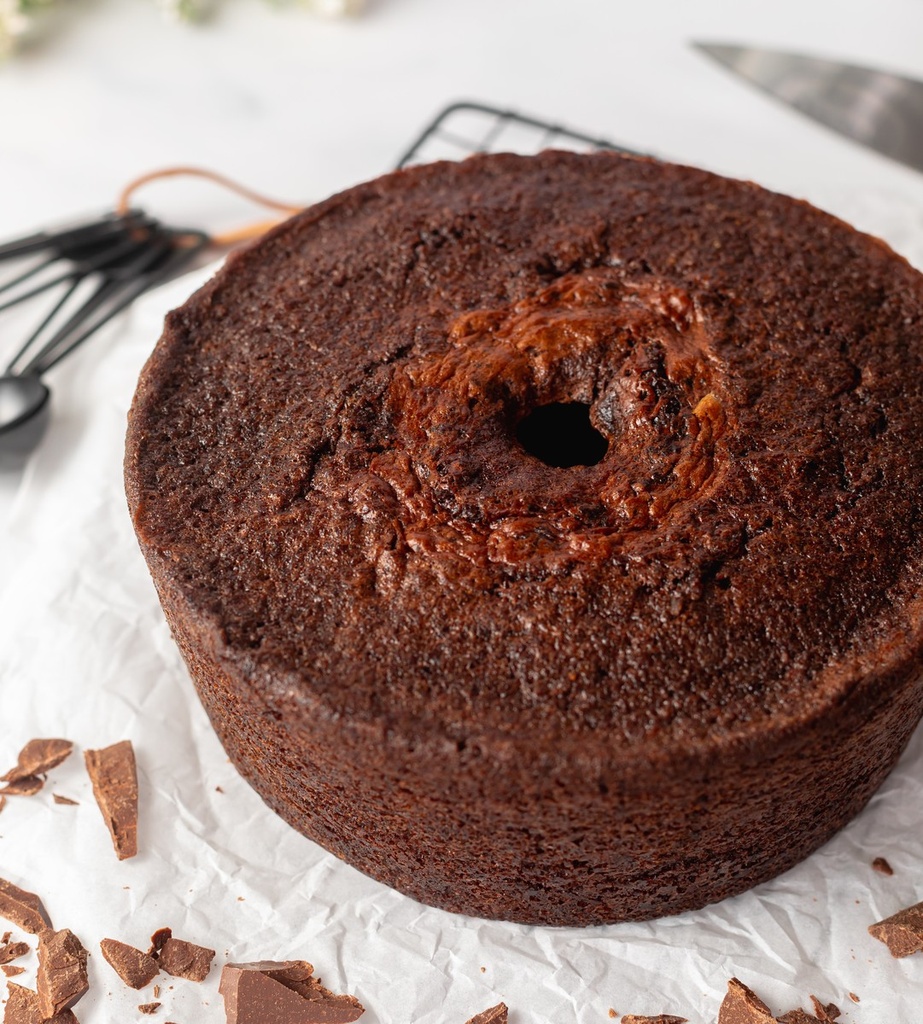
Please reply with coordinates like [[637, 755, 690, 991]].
[[116, 166, 304, 246]]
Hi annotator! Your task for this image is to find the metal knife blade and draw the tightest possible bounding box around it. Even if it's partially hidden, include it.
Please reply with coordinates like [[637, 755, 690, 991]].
[[695, 43, 923, 174]]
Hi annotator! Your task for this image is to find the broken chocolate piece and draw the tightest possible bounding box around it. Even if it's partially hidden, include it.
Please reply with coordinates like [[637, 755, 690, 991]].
[[2, 964, 26, 977], [100, 937, 160, 989], [1, 777, 44, 797], [777, 1012, 824, 1024], [52, 795, 79, 806], [84, 740, 138, 860], [872, 857, 894, 876], [718, 979, 775, 1024], [138, 1003, 161, 1014], [465, 1005, 508, 1024], [809, 996, 840, 1021], [36, 928, 89, 1018], [0, 878, 52, 934], [2, 739, 73, 783], [148, 927, 172, 957], [3, 981, 79, 1023], [0, 940, 29, 964], [156, 935, 215, 982], [219, 962, 365, 1024], [868, 900, 923, 957], [621, 1017, 687, 1024]]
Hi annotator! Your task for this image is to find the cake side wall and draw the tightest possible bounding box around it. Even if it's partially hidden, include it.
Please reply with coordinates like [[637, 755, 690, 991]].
[[150, 566, 923, 926]]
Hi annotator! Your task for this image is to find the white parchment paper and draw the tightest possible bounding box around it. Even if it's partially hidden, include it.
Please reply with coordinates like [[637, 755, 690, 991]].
[[1, 187, 922, 1024]]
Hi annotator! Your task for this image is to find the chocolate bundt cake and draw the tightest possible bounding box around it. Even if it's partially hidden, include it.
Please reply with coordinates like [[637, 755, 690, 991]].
[[125, 151, 923, 925]]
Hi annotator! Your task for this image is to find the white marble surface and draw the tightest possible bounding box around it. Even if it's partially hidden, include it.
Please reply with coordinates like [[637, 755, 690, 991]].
[[2, 3, 923, 1022]]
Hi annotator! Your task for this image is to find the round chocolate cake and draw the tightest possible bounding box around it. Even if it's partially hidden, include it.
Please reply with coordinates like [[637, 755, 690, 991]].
[[125, 151, 923, 925]]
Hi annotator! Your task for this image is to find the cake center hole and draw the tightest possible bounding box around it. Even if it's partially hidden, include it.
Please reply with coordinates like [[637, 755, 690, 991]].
[[516, 402, 608, 468]]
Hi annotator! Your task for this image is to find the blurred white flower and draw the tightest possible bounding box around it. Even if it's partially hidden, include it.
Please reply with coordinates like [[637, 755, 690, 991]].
[[0, 0, 31, 58]]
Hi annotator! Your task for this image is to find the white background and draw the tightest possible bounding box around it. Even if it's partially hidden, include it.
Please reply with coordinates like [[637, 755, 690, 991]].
[[2, 2, 923, 1022]]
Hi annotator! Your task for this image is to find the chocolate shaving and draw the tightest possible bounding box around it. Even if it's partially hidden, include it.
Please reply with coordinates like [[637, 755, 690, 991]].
[[100, 937, 160, 989], [138, 1003, 162, 1014], [872, 857, 894, 876], [53, 794, 79, 806], [621, 1017, 687, 1024], [869, 899, 923, 957], [1, 776, 44, 797], [465, 1005, 508, 1024], [155, 935, 215, 982], [2, 963, 26, 977], [36, 927, 89, 1018], [4, 980, 79, 1023], [2, 739, 73, 783], [219, 961, 365, 1024], [0, 878, 52, 934], [718, 979, 775, 1024], [84, 740, 138, 860], [0, 939, 30, 964]]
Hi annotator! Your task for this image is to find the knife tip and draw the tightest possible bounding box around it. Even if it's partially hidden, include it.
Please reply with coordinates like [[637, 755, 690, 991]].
[[692, 41, 745, 65]]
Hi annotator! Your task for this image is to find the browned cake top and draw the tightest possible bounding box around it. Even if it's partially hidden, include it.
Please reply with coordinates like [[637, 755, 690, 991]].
[[125, 151, 923, 756]]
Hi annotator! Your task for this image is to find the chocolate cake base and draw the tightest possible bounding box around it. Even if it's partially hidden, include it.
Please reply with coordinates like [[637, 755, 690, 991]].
[[126, 151, 923, 925]]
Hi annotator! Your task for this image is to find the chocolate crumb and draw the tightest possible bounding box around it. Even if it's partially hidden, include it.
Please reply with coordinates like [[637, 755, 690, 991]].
[[0, 877, 52, 934], [848, 993, 859, 1003], [0, 795, 5, 814], [84, 740, 138, 860], [869, 900, 923, 957], [2, 963, 26, 977], [1, 776, 44, 797], [0, 939, 30, 964], [53, 794, 79, 807], [621, 1016, 688, 1024], [608, 1011, 617, 1020], [465, 1004, 507, 1024], [219, 961, 365, 1024], [36, 927, 89, 1018], [2, 739, 73, 783], [2, 931, 10, 943], [216, 786, 224, 793], [156, 935, 215, 982], [154, 984, 161, 998], [872, 857, 894, 876], [100, 937, 160, 989], [718, 979, 775, 1024], [139, 1003, 162, 1014]]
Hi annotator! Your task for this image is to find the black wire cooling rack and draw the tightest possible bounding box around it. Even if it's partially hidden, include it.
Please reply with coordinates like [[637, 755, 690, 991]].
[[396, 100, 633, 168]]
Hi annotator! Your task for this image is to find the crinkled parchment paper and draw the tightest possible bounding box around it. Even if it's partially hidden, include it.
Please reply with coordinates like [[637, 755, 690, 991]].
[[1, 187, 922, 1024]]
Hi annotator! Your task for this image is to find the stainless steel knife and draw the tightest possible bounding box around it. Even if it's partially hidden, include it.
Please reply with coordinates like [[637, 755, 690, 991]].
[[695, 43, 923, 174]]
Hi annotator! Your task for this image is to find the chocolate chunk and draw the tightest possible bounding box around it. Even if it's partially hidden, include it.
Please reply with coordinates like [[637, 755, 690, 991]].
[[53, 794, 79, 806], [0, 878, 52, 934], [868, 900, 923, 957], [718, 979, 775, 1024], [2, 739, 74, 783], [872, 857, 894, 876], [138, 1003, 161, 1014], [2, 963, 26, 977], [148, 927, 172, 957], [36, 928, 89, 1018], [1, 776, 44, 797], [3, 981, 79, 1023], [0, 940, 29, 964], [100, 937, 160, 989], [84, 740, 138, 860], [156, 936, 215, 982], [465, 1005, 508, 1024], [777, 1012, 823, 1024], [219, 961, 365, 1024], [809, 996, 840, 1021], [620, 1017, 687, 1024]]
